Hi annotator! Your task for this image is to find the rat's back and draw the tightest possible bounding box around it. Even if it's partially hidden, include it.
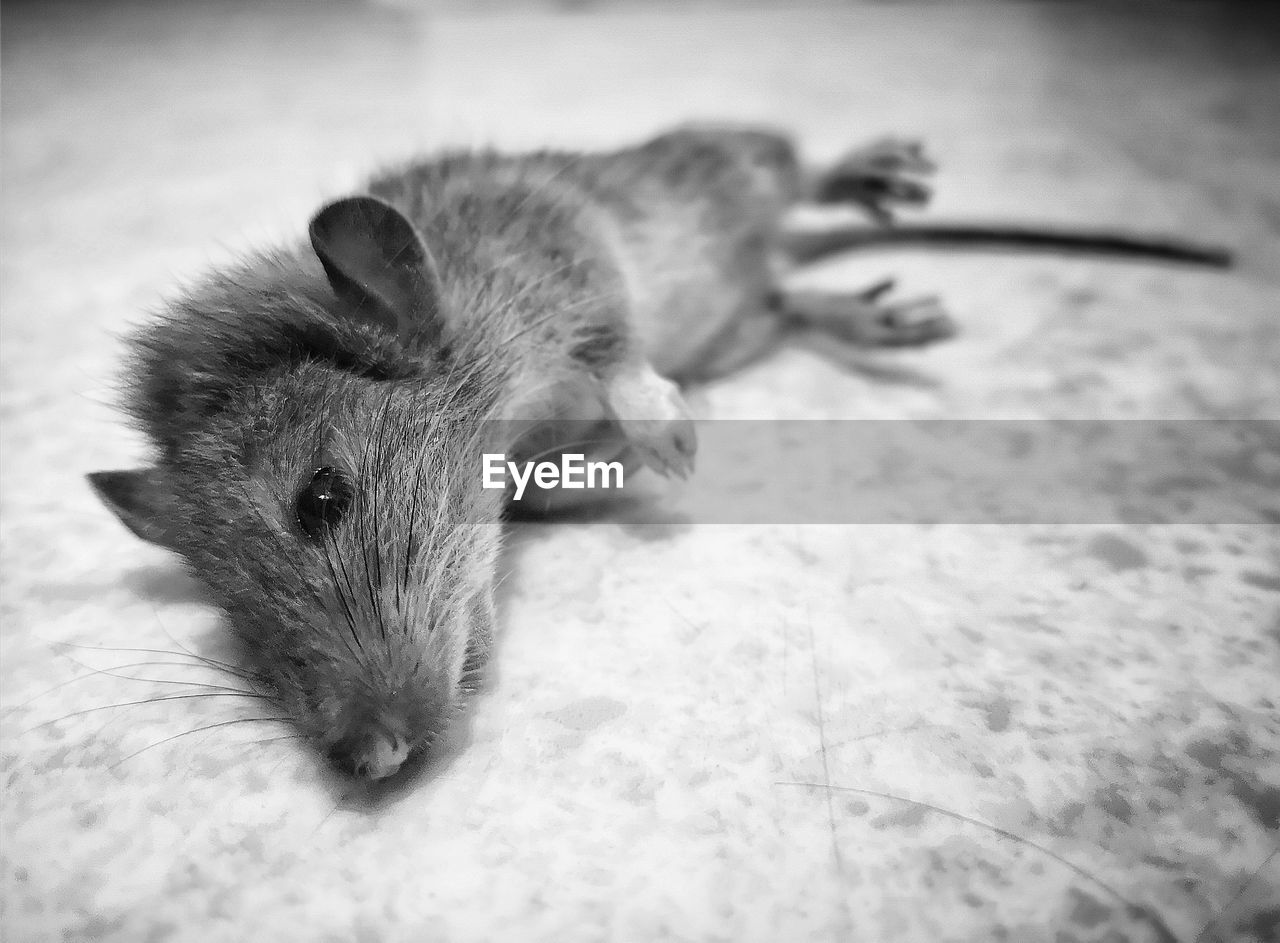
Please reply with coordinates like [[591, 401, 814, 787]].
[[365, 125, 805, 380]]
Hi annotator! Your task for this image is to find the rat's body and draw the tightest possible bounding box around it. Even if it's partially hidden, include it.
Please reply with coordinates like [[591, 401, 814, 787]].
[[88, 124, 1231, 780]]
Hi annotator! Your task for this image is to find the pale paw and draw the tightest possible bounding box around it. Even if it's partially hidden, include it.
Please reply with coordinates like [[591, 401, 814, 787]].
[[607, 365, 698, 479], [619, 413, 697, 479]]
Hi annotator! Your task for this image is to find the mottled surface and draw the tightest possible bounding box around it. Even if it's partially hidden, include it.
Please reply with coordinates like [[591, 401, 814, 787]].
[[2, 2, 1278, 942]]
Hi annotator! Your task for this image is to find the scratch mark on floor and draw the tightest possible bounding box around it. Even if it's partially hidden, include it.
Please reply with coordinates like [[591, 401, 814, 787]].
[[1193, 843, 1280, 943], [803, 598, 844, 885]]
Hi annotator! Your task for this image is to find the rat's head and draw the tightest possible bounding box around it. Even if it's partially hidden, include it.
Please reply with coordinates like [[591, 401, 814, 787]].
[[90, 197, 507, 780]]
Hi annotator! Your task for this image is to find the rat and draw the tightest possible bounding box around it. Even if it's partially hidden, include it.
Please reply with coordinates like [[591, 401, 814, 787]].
[[86, 124, 1233, 781]]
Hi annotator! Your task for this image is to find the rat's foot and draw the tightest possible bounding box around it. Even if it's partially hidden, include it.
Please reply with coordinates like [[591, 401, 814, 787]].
[[779, 278, 956, 347], [812, 139, 935, 223], [605, 363, 697, 478]]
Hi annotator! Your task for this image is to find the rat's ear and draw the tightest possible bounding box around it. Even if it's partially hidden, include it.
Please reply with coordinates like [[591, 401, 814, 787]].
[[87, 468, 177, 549], [308, 195, 444, 347]]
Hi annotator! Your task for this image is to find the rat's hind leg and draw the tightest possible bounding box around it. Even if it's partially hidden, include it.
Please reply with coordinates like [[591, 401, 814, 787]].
[[810, 139, 936, 223], [780, 140, 951, 347], [603, 359, 697, 478], [776, 278, 956, 347], [680, 278, 954, 373]]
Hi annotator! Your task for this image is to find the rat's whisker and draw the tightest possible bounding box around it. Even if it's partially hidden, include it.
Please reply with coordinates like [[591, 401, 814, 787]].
[[53, 641, 259, 685], [109, 716, 293, 770], [320, 532, 369, 665], [27, 691, 267, 734], [356, 388, 392, 597], [4, 658, 256, 714]]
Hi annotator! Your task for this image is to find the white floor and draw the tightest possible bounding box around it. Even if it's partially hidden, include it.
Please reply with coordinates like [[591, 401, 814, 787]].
[[2, 2, 1278, 941]]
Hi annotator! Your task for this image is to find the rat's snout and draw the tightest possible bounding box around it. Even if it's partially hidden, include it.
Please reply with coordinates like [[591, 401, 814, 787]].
[[329, 722, 411, 781]]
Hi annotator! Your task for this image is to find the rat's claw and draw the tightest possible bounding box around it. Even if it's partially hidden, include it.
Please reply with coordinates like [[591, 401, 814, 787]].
[[663, 416, 698, 478], [814, 138, 937, 223], [867, 296, 956, 347], [624, 415, 697, 479], [854, 277, 897, 304]]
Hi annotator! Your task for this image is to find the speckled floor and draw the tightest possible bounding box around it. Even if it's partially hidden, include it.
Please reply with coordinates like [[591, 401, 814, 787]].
[[2, 2, 1278, 942]]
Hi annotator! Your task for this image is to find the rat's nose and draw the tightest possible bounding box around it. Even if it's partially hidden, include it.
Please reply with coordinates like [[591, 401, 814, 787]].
[[331, 726, 410, 780]]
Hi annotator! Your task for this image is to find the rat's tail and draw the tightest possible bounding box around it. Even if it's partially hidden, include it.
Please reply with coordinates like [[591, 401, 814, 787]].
[[783, 221, 1234, 269]]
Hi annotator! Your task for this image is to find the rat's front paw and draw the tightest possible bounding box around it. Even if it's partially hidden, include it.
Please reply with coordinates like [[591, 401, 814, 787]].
[[606, 363, 698, 479], [814, 139, 935, 223]]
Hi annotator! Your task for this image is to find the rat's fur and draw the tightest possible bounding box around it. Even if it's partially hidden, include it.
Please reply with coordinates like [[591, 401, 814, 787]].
[[89, 124, 1232, 779]]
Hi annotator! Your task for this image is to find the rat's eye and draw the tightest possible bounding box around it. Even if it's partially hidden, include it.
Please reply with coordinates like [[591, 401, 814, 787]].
[[296, 466, 355, 541]]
